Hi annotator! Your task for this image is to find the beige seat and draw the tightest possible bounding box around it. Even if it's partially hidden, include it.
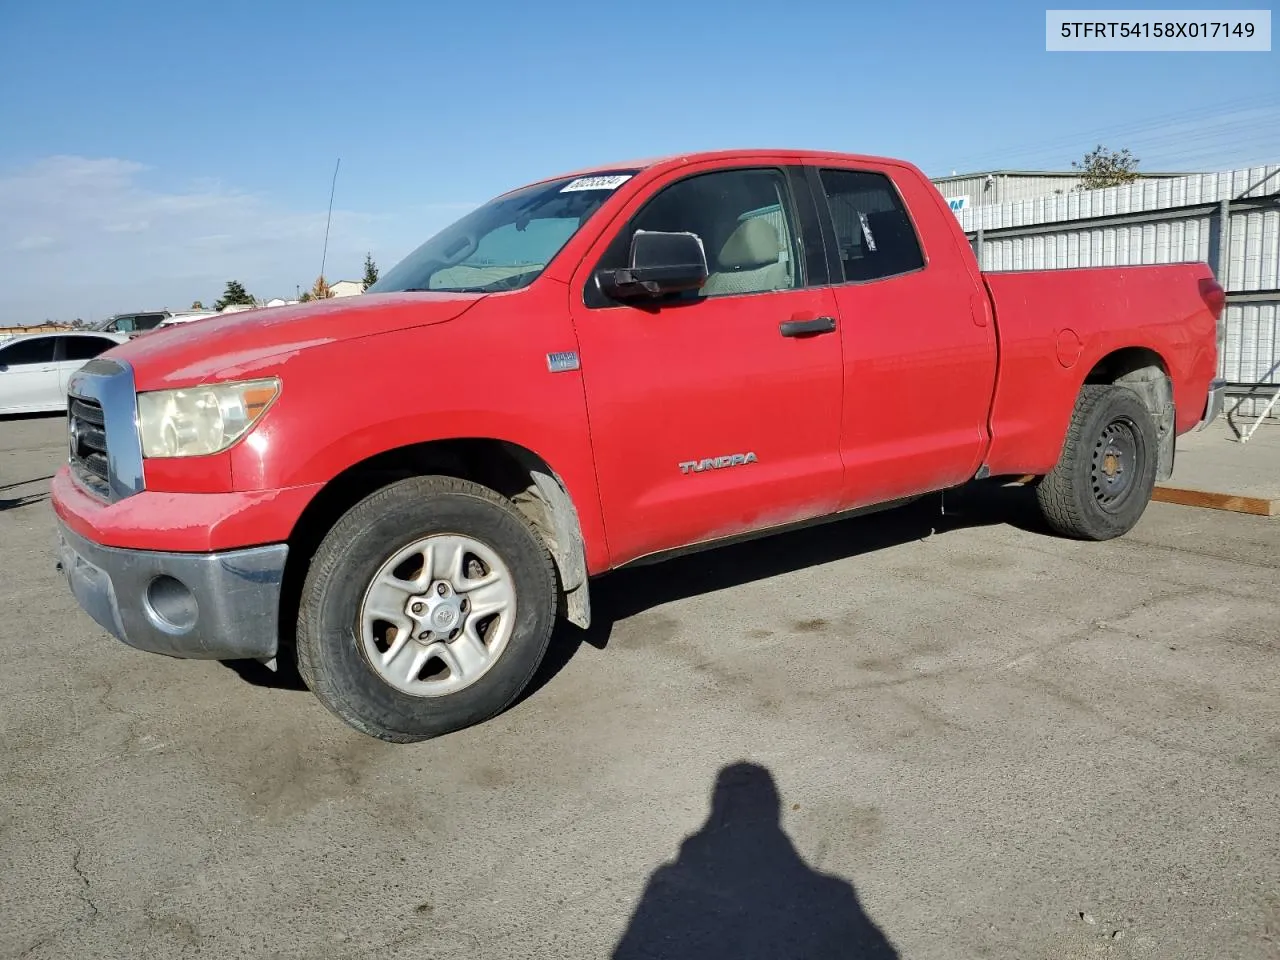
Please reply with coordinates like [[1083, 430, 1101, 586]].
[[700, 218, 792, 297]]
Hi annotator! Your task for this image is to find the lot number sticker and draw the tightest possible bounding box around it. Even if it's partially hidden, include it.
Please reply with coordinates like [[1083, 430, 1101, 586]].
[[561, 174, 633, 192]]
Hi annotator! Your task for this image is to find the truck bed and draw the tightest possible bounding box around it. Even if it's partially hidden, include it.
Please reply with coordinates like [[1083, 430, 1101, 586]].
[[980, 263, 1220, 477]]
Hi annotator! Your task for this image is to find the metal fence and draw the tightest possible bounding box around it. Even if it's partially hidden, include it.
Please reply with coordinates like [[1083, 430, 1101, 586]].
[[932, 171, 1196, 208], [955, 164, 1280, 420]]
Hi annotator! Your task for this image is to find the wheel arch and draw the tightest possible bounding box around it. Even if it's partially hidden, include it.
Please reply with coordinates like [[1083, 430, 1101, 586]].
[[280, 438, 593, 660], [1081, 346, 1175, 481]]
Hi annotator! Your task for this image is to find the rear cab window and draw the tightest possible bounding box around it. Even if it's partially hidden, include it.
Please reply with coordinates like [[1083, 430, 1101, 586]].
[[815, 168, 925, 283]]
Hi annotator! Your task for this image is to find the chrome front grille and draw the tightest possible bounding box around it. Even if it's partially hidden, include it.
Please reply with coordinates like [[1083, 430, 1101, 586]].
[[68, 396, 110, 496], [65, 358, 145, 503]]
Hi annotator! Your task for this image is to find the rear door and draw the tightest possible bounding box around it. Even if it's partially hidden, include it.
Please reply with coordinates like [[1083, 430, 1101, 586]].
[[806, 163, 998, 508], [568, 163, 845, 565], [0, 336, 60, 411]]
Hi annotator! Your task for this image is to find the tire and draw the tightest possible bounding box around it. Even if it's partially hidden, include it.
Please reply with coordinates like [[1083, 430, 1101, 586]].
[[1036, 383, 1159, 541], [296, 475, 558, 743]]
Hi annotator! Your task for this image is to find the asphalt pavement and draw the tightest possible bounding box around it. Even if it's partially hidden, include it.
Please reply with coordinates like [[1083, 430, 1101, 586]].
[[2, 412, 1277, 960]]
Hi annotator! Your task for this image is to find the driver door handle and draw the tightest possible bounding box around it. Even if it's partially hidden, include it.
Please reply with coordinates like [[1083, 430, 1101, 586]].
[[779, 316, 837, 338]]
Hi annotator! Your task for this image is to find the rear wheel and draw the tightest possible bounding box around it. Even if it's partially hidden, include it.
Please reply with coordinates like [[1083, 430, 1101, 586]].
[[1036, 384, 1159, 540], [296, 475, 557, 742]]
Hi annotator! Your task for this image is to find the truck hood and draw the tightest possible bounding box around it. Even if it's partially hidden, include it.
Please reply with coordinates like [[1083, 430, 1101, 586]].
[[112, 292, 486, 389]]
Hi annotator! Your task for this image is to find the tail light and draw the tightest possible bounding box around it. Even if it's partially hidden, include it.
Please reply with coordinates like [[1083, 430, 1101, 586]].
[[1199, 277, 1226, 317], [1199, 277, 1227, 354]]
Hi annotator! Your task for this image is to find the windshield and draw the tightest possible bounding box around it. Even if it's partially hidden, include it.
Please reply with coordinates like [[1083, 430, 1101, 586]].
[[370, 171, 637, 295]]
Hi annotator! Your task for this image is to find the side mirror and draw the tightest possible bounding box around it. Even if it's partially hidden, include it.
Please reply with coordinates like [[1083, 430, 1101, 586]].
[[597, 230, 708, 301]]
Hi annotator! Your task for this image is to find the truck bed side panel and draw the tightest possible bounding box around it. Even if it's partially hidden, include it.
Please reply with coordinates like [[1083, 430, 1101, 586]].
[[982, 264, 1218, 477]]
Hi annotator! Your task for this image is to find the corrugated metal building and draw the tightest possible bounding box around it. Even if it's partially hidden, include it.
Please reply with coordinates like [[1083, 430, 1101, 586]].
[[954, 164, 1280, 419], [931, 169, 1200, 212]]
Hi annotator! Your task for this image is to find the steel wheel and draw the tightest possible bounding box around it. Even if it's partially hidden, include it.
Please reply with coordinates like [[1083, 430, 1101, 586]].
[[358, 534, 517, 697], [1091, 416, 1139, 513], [1037, 384, 1158, 541]]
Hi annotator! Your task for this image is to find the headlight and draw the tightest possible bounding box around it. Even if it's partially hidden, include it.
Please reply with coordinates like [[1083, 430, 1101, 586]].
[[137, 378, 280, 458]]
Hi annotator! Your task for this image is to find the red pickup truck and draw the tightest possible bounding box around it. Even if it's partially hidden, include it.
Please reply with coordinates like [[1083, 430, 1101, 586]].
[[53, 149, 1226, 742]]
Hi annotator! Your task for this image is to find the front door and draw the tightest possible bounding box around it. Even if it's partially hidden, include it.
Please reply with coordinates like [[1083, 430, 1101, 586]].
[[569, 165, 845, 566]]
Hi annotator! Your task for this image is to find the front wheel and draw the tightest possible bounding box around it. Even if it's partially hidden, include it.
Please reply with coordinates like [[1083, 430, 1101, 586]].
[[296, 476, 558, 742], [1036, 383, 1159, 540]]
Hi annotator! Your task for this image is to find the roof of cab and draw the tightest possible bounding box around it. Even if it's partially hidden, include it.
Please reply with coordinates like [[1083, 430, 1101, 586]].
[[509, 148, 907, 194]]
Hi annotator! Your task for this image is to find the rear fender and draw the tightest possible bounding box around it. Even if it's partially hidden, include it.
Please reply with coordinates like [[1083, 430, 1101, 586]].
[[1108, 364, 1175, 481]]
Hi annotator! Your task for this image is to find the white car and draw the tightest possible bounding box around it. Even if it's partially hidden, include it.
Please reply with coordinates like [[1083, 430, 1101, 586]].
[[0, 331, 130, 415]]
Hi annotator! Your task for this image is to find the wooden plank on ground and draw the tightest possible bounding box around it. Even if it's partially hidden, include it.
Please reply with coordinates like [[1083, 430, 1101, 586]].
[[1152, 485, 1279, 517]]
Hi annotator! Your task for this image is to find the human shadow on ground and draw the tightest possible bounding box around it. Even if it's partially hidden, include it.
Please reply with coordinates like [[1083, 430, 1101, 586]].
[[611, 761, 899, 959]]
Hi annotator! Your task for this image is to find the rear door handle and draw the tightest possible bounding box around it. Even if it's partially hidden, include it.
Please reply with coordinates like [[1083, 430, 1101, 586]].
[[779, 316, 837, 338]]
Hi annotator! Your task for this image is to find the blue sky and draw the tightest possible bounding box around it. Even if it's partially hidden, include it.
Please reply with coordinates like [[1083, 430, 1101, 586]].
[[1, 0, 1276, 321]]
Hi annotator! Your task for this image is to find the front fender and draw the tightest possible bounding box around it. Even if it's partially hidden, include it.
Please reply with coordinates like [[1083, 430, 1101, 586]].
[[223, 301, 610, 574]]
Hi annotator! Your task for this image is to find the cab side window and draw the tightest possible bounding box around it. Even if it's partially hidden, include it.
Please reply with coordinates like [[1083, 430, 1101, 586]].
[[818, 169, 925, 283], [0, 337, 55, 366], [597, 168, 801, 300]]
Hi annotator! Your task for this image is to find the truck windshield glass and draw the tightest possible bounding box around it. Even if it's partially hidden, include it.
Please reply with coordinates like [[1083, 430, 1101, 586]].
[[371, 171, 638, 295]]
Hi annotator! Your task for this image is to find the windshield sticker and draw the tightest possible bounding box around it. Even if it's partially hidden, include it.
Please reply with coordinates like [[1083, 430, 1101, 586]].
[[560, 174, 633, 193]]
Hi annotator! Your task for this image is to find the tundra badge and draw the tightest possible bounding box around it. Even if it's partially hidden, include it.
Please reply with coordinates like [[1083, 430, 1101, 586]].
[[678, 453, 758, 474], [546, 351, 580, 373]]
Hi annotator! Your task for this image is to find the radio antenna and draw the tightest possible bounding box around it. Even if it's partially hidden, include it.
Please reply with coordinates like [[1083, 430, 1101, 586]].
[[319, 158, 341, 282]]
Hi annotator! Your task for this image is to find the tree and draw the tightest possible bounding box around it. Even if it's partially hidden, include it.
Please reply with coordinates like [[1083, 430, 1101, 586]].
[[299, 291, 314, 303], [1072, 145, 1141, 190], [214, 281, 255, 311], [190, 300, 204, 310], [309, 275, 333, 300], [361, 252, 379, 291]]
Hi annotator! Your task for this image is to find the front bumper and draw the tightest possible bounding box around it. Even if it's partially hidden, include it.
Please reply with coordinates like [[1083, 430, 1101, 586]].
[[1197, 377, 1228, 430], [55, 518, 288, 661]]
